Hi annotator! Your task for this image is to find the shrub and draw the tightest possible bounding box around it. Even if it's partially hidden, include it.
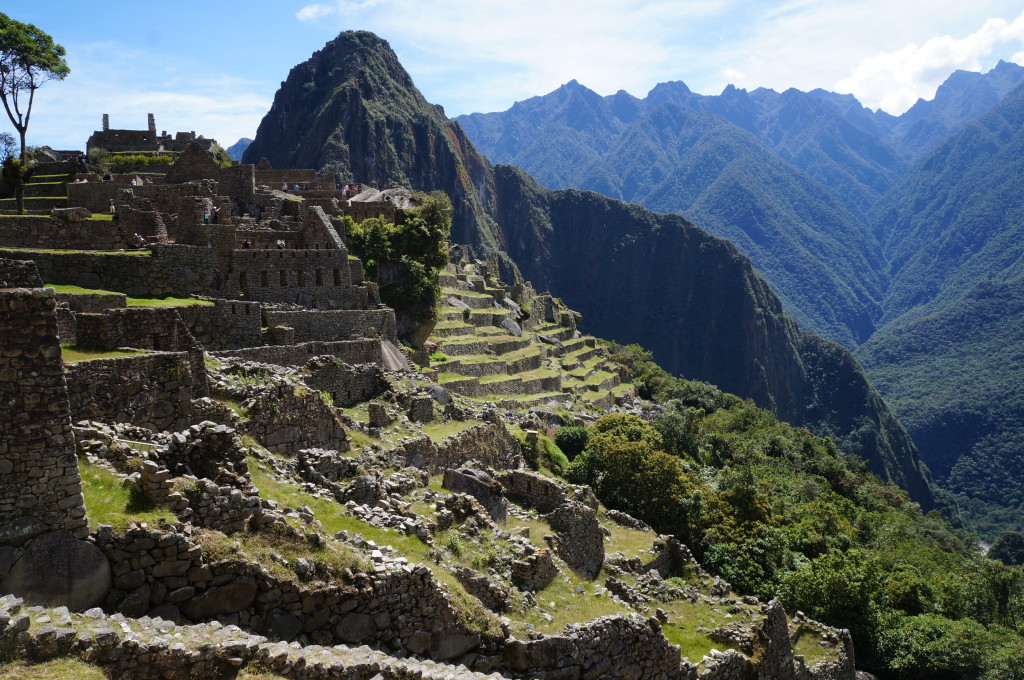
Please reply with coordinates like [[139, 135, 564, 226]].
[[554, 426, 589, 460]]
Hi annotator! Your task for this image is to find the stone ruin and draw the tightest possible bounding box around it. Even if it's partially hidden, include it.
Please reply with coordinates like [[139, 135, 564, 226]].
[[0, 118, 859, 680]]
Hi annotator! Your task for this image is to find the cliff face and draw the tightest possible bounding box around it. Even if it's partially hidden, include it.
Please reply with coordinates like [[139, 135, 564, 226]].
[[246, 31, 934, 507], [492, 166, 932, 504]]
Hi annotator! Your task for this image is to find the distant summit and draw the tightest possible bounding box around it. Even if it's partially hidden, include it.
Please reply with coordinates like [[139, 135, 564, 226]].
[[226, 137, 252, 161]]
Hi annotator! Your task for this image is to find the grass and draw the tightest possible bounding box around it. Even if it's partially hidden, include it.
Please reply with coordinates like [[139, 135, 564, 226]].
[[246, 458, 502, 638], [601, 513, 656, 558], [791, 625, 837, 666], [45, 283, 213, 307], [420, 419, 482, 443], [0, 659, 107, 680], [80, 460, 176, 531], [506, 514, 554, 549], [512, 565, 629, 635], [61, 345, 147, 363], [195, 527, 367, 583], [127, 296, 214, 307], [661, 624, 719, 661], [0, 247, 150, 256], [46, 283, 121, 296]]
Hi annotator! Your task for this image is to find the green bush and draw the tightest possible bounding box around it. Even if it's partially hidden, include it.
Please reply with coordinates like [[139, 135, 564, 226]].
[[554, 426, 589, 460]]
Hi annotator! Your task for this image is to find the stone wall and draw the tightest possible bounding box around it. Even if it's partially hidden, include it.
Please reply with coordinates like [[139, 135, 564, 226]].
[[222, 249, 363, 308], [64, 352, 195, 432], [164, 143, 255, 203], [0, 260, 89, 539], [93, 525, 503, 664], [265, 309, 399, 345], [212, 339, 385, 367], [0, 215, 140, 251], [498, 471, 603, 578], [244, 381, 349, 457], [176, 299, 263, 351], [54, 292, 126, 313], [398, 422, 524, 475], [72, 306, 209, 398], [303, 358, 387, 408]]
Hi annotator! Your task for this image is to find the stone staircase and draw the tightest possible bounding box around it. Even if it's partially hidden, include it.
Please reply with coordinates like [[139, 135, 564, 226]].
[[428, 263, 634, 410]]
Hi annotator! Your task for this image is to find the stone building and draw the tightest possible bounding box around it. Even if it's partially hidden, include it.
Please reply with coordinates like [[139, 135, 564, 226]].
[[86, 113, 219, 154]]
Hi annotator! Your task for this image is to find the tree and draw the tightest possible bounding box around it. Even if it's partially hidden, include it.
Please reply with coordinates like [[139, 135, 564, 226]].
[[0, 14, 69, 213]]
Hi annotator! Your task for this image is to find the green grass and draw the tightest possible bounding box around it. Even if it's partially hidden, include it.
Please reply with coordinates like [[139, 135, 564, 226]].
[[127, 296, 214, 307], [0, 247, 150, 256], [601, 513, 656, 558], [46, 283, 122, 296], [420, 419, 482, 443], [80, 461, 176, 531], [791, 625, 837, 666], [246, 458, 502, 637], [87, 213, 115, 221], [661, 624, 719, 661], [61, 344, 147, 363], [44, 283, 212, 307], [0, 659, 107, 680], [512, 566, 629, 635]]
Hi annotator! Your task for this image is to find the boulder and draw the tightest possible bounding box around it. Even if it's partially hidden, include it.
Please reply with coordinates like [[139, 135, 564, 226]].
[[430, 633, 479, 660], [263, 608, 303, 640], [443, 468, 508, 523], [427, 383, 451, 405], [0, 530, 111, 610], [51, 207, 92, 222], [334, 611, 375, 643], [500, 317, 523, 337], [446, 296, 469, 310], [0, 516, 46, 547], [180, 580, 257, 620]]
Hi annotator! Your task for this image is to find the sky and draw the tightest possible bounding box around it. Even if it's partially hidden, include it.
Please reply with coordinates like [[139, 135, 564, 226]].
[[3, 1, 1024, 150]]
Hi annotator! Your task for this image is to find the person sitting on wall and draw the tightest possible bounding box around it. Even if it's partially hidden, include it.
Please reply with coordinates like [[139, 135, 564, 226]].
[[293, 184, 300, 191], [203, 212, 210, 224], [108, 199, 116, 214], [241, 239, 251, 249], [130, 178, 137, 186], [276, 239, 286, 250], [129, 233, 145, 249]]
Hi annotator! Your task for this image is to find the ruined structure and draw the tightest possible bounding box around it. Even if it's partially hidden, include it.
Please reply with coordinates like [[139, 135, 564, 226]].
[[86, 114, 219, 154], [0, 122, 858, 680]]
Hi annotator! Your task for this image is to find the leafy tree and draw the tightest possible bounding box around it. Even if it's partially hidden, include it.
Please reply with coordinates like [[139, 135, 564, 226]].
[[553, 426, 588, 461], [990, 532, 1024, 567], [0, 130, 13, 162], [0, 13, 69, 213]]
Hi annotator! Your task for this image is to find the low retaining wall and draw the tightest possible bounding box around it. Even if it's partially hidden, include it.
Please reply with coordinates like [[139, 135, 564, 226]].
[[64, 352, 195, 431]]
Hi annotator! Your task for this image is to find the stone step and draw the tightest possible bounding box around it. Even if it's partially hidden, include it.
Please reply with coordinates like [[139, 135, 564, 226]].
[[438, 339, 489, 356], [432, 322, 476, 338]]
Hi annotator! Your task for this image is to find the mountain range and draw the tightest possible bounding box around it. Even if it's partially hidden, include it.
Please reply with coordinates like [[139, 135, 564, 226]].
[[454, 61, 1024, 534], [243, 31, 934, 508]]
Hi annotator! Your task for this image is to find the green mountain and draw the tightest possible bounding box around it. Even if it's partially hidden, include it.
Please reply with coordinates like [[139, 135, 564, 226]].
[[241, 32, 507, 261], [245, 31, 934, 506], [856, 85, 1024, 534], [461, 82, 887, 347]]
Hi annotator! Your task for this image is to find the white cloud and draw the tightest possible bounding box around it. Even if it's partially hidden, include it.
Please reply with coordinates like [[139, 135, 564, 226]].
[[293, 0, 739, 114], [836, 10, 1024, 113]]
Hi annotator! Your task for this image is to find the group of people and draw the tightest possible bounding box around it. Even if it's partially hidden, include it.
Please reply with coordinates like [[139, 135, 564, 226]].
[[202, 206, 221, 224], [238, 238, 286, 249], [342, 183, 361, 199]]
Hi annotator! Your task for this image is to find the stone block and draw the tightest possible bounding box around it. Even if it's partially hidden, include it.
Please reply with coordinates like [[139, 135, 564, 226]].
[[0, 530, 111, 610]]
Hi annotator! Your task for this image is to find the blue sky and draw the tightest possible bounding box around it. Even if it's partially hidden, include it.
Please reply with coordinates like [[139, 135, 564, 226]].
[[4, 1, 1024, 150]]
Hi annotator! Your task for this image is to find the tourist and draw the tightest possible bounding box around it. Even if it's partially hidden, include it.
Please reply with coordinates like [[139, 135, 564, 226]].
[[212, 206, 220, 224], [130, 178, 137, 187], [276, 239, 286, 250], [129, 233, 145, 249], [108, 199, 115, 214], [203, 212, 210, 224], [241, 239, 251, 249]]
